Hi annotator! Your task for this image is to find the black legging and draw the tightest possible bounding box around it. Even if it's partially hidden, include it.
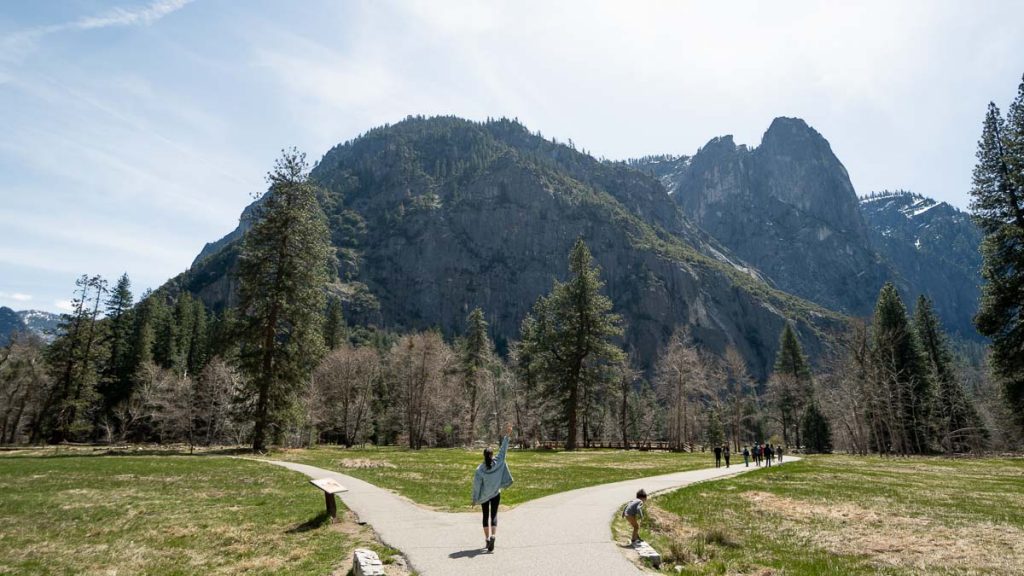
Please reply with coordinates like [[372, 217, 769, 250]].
[[481, 493, 501, 527]]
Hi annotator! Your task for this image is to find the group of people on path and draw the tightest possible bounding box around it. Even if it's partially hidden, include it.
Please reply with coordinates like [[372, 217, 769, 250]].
[[743, 443, 782, 467], [714, 443, 783, 468], [470, 427, 786, 553]]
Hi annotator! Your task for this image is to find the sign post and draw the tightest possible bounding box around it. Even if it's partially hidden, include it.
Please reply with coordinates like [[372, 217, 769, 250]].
[[310, 478, 348, 521]]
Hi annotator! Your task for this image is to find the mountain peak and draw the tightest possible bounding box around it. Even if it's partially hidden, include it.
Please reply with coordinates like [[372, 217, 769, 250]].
[[760, 116, 829, 152]]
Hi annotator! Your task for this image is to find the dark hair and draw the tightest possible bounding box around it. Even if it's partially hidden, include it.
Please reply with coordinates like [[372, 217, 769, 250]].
[[484, 447, 494, 469], [636, 489, 647, 499]]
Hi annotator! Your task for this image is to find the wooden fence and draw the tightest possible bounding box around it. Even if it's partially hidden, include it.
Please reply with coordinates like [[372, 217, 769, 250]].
[[535, 440, 682, 451]]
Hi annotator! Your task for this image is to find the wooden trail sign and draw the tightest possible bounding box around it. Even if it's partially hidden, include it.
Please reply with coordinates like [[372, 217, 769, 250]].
[[310, 478, 348, 521]]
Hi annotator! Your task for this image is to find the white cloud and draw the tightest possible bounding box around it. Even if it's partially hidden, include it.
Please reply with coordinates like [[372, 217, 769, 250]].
[[73, 0, 194, 30], [0, 292, 32, 302], [1, 0, 194, 65], [54, 300, 75, 313]]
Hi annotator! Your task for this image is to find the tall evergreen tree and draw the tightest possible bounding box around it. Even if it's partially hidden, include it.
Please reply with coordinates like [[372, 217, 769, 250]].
[[187, 298, 208, 377], [173, 293, 196, 375], [129, 291, 156, 372], [100, 273, 135, 412], [970, 78, 1024, 433], [705, 408, 725, 448], [771, 323, 811, 448], [800, 402, 832, 453], [520, 239, 623, 450], [871, 283, 933, 454], [151, 297, 176, 370], [237, 149, 333, 452], [460, 307, 493, 444], [323, 297, 346, 351], [33, 275, 108, 443], [207, 308, 238, 361], [913, 295, 986, 452]]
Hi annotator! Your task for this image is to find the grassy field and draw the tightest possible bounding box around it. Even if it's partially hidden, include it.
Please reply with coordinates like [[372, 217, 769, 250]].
[[613, 455, 1024, 575], [0, 451, 400, 576], [267, 446, 712, 510]]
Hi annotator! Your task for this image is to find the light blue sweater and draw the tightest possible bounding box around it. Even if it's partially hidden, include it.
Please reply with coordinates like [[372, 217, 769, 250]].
[[471, 435, 514, 505]]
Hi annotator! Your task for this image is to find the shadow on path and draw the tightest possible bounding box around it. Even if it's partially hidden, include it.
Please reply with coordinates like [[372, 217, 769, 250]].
[[448, 548, 488, 559]]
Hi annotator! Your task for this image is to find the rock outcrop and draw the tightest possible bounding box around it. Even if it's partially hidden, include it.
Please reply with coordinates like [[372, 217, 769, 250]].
[[646, 117, 889, 316]]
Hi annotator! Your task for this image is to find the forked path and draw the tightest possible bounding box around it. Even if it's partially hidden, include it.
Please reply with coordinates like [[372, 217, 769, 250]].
[[268, 456, 799, 576]]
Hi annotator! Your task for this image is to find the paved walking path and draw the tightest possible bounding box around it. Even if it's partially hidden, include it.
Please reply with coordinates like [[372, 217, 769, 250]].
[[267, 456, 799, 576]]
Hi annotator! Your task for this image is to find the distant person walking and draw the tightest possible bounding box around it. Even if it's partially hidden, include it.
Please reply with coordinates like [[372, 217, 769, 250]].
[[472, 422, 514, 552], [723, 446, 731, 468], [622, 489, 648, 545], [753, 444, 761, 467], [713, 445, 722, 468], [765, 444, 774, 467], [742, 446, 750, 467], [778, 445, 784, 462]]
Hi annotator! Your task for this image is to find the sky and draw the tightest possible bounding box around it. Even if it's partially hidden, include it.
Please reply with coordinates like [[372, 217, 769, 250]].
[[1, 0, 1023, 314]]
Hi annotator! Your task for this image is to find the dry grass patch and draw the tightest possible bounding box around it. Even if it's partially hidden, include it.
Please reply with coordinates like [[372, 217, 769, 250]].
[[742, 490, 1024, 574], [645, 456, 1024, 575], [0, 454, 412, 575], [338, 458, 397, 469]]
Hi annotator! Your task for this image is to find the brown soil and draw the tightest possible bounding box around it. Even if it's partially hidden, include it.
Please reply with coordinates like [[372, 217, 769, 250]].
[[337, 458, 397, 469]]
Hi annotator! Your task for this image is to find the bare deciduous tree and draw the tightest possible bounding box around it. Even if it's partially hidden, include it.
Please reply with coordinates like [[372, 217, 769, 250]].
[[194, 357, 243, 446], [309, 345, 379, 447], [720, 346, 757, 450], [388, 332, 452, 449], [0, 335, 50, 444], [654, 329, 710, 451]]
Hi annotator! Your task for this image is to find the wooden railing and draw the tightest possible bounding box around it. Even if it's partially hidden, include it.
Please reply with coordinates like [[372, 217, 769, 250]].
[[535, 440, 683, 451]]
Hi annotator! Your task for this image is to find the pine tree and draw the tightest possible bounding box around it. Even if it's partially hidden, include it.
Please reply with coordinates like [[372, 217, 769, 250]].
[[971, 78, 1024, 433], [33, 275, 108, 443], [871, 283, 933, 454], [705, 408, 725, 448], [771, 323, 811, 448], [237, 149, 333, 452], [129, 291, 156, 371], [207, 308, 238, 361], [100, 273, 135, 412], [460, 307, 493, 444], [323, 297, 346, 351], [520, 239, 623, 450], [187, 298, 208, 377], [173, 293, 196, 375], [800, 402, 832, 453], [151, 297, 176, 370], [913, 296, 986, 452]]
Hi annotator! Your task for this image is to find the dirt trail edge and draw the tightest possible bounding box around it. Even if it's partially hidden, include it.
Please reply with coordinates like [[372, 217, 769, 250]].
[[266, 456, 799, 576]]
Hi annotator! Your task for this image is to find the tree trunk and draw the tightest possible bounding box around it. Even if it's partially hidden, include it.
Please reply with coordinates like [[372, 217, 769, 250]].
[[620, 381, 629, 449], [566, 377, 579, 450], [252, 306, 279, 452]]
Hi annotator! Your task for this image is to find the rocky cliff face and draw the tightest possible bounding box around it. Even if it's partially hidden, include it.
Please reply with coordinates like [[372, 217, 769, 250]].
[[641, 118, 890, 316], [637, 122, 984, 340], [0, 307, 24, 346], [174, 117, 841, 377], [860, 191, 982, 339]]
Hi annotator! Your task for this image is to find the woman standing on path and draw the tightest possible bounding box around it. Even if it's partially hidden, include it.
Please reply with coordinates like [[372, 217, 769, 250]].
[[472, 422, 514, 552]]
